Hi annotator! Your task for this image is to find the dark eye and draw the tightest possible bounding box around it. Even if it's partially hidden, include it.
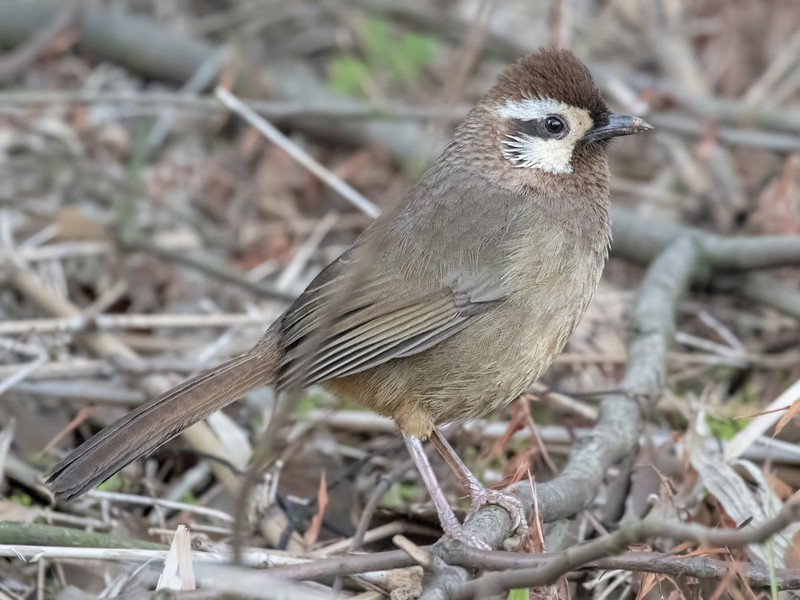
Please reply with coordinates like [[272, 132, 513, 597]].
[[544, 116, 565, 135]]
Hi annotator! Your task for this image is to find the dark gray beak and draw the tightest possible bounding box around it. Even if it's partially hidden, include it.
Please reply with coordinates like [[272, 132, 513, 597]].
[[583, 113, 653, 143]]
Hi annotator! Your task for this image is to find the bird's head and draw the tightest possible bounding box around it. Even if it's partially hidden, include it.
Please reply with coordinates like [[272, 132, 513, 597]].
[[452, 48, 651, 193]]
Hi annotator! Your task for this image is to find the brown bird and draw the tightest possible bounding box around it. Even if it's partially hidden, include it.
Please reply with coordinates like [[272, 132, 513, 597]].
[[48, 49, 651, 544]]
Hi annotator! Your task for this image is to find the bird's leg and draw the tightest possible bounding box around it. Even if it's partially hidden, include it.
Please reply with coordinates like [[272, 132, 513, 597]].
[[403, 434, 462, 535], [403, 434, 490, 548], [429, 428, 529, 540]]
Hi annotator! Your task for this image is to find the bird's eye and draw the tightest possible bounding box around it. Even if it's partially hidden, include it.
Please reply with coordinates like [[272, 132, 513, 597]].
[[544, 116, 565, 135]]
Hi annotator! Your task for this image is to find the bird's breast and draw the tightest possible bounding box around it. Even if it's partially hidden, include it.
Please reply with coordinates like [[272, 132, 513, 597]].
[[457, 226, 608, 418]]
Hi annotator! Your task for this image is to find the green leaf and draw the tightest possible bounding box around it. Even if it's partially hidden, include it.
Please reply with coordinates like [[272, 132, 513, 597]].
[[296, 389, 327, 417], [10, 493, 32, 506], [705, 414, 745, 440], [329, 55, 370, 96], [362, 17, 395, 68], [382, 481, 419, 509], [180, 491, 198, 505], [507, 589, 529, 600], [97, 473, 123, 493], [360, 17, 437, 86], [392, 33, 436, 82]]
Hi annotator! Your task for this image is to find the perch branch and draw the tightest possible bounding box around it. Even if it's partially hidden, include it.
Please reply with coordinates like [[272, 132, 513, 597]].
[[457, 498, 800, 597]]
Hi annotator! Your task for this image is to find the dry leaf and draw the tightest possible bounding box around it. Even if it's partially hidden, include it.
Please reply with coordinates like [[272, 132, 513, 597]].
[[54, 206, 108, 241], [784, 529, 800, 569], [303, 471, 328, 549], [636, 572, 664, 599], [775, 398, 800, 435], [749, 154, 800, 234]]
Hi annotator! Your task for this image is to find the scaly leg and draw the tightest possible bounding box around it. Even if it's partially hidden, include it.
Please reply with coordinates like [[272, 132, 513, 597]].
[[403, 434, 489, 548], [429, 428, 528, 539]]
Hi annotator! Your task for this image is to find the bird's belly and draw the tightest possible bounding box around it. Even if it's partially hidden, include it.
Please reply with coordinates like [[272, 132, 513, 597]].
[[326, 282, 593, 437], [326, 245, 605, 437], [433, 301, 584, 421]]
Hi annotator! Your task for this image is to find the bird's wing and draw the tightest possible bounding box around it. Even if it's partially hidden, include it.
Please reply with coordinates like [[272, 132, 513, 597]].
[[276, 248, 507, 389]]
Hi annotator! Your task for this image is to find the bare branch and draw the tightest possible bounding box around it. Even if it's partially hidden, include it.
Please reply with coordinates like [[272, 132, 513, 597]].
[[457, 498, 800, 598]]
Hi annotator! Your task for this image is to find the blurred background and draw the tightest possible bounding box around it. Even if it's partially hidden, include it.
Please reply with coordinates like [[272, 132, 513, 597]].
[[0, 1, 799, 598]]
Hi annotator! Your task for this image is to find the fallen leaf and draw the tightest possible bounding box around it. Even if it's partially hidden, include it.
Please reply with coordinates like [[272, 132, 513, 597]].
[[775, 398, 800, 435], [303, 471, 328, 549]]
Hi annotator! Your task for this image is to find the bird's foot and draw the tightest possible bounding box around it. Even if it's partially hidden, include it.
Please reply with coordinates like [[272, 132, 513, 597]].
[[465, 484, 529, 543]]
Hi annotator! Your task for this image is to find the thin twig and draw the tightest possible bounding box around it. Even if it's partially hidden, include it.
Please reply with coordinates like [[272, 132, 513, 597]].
[[215, 87, 381, 219], [0, 0, 77, 83], [0, 312, 278, 335], [350, 459, 415, 552]]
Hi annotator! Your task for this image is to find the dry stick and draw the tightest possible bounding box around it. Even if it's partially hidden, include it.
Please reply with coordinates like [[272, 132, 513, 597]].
[[266, 549, 415, 581], [215, 87, 381, 219], [419, 237, 699, 599], [350, 459, 416, 552], [197, 564, 336, 600], [0, 312, 276, 336], [457, 499, 800, 598], [0, 89, 464, 121], [610, 205, 800, 321], [611, 205, 800, 272], [585, 551, 800, 590], [0, 544, 302, 568], [315, 522, 437, 558], [590, 64, 800, 135], [131, 237, 294, 302], [739, 272, 800, 321], [0, 0, 77, 83], [0, 521, 163, 550], [741, 28, 800, 108], [266, 541, 800, 591], [0, 0, 217, 83]]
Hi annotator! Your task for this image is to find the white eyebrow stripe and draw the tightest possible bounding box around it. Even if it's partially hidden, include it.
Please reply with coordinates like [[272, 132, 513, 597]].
[[494, 97, 573, 121]]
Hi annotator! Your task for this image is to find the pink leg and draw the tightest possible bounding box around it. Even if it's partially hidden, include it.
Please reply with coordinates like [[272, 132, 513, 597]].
[[403, 434, 489, 548], [429, 428, 529, 539]]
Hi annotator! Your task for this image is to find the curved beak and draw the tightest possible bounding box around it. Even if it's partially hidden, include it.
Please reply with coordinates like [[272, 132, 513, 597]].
[[583, 113, 653, 143]]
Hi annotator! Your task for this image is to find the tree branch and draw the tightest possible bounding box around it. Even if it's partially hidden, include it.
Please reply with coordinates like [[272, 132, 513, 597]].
[[610, 205, 800, 273], [0, 0, 77, 83], [457, 498, 800, 598]]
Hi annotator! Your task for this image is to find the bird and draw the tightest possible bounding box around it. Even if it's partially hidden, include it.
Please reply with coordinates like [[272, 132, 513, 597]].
[[48, 48, 651, 545]]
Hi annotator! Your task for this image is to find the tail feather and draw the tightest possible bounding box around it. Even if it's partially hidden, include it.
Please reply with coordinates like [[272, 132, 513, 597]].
[[48, 336, 278, 502]]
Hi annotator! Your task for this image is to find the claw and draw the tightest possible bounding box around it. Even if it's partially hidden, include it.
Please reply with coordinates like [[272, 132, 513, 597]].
[[464, 485, 530, 542], [510, 511, 522, 533]]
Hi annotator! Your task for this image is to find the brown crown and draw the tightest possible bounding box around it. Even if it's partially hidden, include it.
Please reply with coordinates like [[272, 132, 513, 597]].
[[486, 48, 609, 124]]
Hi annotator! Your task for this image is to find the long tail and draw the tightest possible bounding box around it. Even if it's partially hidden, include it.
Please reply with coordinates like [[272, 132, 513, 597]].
[[48, 334, 278, 502]]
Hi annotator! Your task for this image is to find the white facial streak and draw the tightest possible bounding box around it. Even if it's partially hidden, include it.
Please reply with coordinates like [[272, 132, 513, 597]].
[[495, 97, 573, 121], [495, 98, 593, 175]]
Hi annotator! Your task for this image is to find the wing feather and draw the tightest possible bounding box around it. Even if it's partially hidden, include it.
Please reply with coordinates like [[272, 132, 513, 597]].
[[275, 180, 517, 390]]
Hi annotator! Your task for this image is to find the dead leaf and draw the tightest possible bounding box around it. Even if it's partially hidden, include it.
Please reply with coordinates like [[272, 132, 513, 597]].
[[784, 529, 800, 568], [483, 398, 526, 461], [54, 206, 108, 241], [636, 572, 664, 599], [775, 398, 800, 435], [749, 154, 800, 234], [303, 471, 328, 549], [762, 470, 793, 500]]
